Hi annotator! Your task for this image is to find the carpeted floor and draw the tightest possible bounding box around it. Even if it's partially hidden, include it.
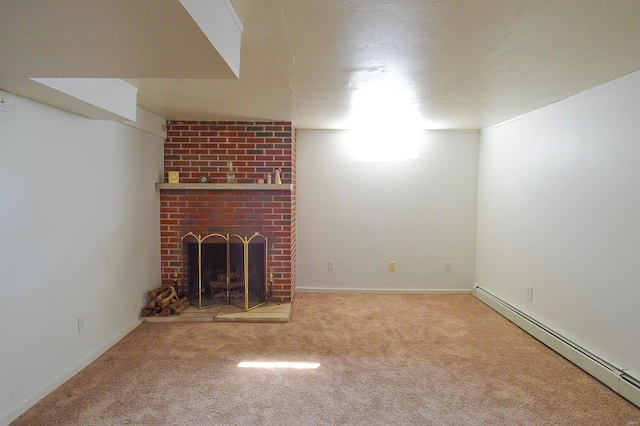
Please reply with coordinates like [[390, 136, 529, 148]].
[[12, 292, 640, 425]]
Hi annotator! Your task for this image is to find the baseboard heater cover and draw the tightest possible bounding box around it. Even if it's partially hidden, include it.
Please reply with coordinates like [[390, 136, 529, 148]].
[[620, 374, 640, 407], [473, 284, 640, 409]]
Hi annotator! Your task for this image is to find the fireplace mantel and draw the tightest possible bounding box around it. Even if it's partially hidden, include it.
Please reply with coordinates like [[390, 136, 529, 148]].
[[156, 183, 293, 191]]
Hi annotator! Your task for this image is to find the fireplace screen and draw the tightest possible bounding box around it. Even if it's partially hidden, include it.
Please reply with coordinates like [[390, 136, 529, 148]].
[[180, 232, 267, 311]]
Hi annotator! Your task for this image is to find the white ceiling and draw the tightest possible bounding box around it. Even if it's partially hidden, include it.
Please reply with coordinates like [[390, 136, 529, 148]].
[[2, 0, 640, 130]]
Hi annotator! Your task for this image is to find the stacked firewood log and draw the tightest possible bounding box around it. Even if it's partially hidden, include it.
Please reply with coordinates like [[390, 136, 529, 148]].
[[141, 286, 189, 317]]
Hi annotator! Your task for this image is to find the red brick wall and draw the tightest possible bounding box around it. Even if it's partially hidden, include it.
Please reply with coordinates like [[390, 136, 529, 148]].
[[160, 121, 296, 303]]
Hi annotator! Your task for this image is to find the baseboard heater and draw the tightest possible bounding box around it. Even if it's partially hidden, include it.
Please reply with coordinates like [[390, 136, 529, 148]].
[[473, 284, 640, 409]]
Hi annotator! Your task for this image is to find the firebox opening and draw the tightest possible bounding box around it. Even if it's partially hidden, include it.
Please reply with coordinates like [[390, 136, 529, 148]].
[[181, 232, 267, 311]]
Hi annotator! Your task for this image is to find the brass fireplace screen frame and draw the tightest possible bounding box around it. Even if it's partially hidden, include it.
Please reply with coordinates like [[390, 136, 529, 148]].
[[180, 232, 268, 311]]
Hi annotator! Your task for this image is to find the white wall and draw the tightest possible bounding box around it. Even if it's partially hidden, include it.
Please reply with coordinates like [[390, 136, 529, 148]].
[[476, 71, 640, 379], [0, 95, 164, 424], [297, 130, 479, 292]]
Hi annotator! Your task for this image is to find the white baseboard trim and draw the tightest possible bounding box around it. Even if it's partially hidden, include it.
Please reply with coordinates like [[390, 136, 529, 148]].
[[296, 287, 473, 294], [473, 284, 640, 409], [1, 319, 142, 426]]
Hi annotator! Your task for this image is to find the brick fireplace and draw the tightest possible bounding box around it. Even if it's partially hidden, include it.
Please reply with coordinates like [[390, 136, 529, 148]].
[[159, 121, 296, 303]]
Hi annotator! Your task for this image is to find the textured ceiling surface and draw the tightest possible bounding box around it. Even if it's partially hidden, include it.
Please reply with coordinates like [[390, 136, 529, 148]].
[[2, 1, 640, 129]]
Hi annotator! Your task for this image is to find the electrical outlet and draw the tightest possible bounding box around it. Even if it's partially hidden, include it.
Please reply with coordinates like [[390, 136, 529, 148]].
[[526, 286, 533, 302], [444, 261, 452, 273], [77, 316, 86, 333], [389, 261, 396, 272], [328, 260, 334, 271]]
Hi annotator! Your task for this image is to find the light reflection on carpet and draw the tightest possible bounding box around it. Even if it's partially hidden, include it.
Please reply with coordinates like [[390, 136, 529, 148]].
[[237, 361, 320, 369]]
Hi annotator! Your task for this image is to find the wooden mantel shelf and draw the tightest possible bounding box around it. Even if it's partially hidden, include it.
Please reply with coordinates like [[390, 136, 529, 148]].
[[156, 183, 293, 191]]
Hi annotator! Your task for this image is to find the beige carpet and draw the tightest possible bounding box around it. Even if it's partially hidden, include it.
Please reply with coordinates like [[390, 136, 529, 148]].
[[13, 293, 640, 425]]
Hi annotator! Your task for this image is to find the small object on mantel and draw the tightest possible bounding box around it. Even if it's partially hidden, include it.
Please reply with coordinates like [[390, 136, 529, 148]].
[[168, 171, 180, 184], [266, 173, 272, 184], [275, 167, 282, 184], [227, 160, 237, 183], [258, 179, 264, 184], [198, 176, 210, 183]]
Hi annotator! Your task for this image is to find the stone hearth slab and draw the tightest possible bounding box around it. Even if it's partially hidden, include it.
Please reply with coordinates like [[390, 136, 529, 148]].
[[141, 302, 290, 323]]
